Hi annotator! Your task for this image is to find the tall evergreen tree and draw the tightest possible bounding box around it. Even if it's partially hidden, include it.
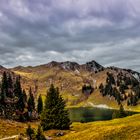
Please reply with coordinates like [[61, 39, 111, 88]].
[[7, 73, 14, 97], [119, 104, 126, 118], [14, 76, 22, 98], [13, 76, 25, 112], [0, 72, 8, 103], [41, 84, 71, 130], [26, 125, 35, 140], [37, 94, 43, 114], [28, 87, 35, 113], [17, 90, 27, 112], [36, 125, 46, 140], [112, 104, 126, 119], [23, 89, 27, 104]]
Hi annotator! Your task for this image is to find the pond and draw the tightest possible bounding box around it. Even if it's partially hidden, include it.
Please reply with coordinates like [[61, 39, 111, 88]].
[[68, 107, 137, 122]]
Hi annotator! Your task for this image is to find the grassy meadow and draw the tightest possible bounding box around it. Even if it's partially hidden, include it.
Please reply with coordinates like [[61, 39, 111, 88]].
[[0, 114, 140, 140]]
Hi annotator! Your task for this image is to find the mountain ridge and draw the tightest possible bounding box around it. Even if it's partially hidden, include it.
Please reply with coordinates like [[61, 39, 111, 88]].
[[1, 60, 140, 110]]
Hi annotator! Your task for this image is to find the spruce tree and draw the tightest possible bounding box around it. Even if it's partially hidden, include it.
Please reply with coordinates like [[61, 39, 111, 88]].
[[119, 104, 126, 118], [28, 87, 35, 113], [23, 89, 27, 104], [7, 73, 13, 97], [41, 84, 71, 130], [17, 90, 27, 112], [1, 72, 8, 103], [37, 95, 43, 115], [112, 105, 126, 119], [26, 125, 35, 140], [36, 125, 46, 140], [14, 76, 22, 98], [14, 76, 26, 113]]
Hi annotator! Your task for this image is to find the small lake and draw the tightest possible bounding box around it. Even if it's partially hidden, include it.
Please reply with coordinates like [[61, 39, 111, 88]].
[[68, 107, 137, 122]]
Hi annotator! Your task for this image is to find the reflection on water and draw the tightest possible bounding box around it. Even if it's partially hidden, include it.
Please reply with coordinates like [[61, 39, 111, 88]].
[[69, 107, 137, 122]]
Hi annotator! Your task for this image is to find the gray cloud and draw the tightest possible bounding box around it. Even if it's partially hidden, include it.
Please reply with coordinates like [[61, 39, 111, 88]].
[[0, 0, 140, 71]]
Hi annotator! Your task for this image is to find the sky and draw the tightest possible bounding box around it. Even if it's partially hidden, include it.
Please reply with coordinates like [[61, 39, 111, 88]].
[[0, 0, 140, 71]]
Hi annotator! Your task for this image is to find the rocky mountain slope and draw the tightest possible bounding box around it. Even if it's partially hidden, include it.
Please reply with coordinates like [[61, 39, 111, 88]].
[[1, 60, 140, 110]]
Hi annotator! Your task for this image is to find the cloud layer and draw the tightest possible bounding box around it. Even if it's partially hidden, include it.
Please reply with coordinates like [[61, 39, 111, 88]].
[[0, 0, 140, 71]]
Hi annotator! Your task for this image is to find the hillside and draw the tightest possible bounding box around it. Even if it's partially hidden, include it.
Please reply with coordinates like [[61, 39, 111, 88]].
[[58, 114, 140, 140], [0, 114, 140, 140], [1, 60, 140, 110]]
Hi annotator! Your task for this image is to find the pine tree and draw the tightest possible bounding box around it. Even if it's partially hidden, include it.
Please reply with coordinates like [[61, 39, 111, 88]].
[[17, 90, 27, 112], [37, 95, 43, 115], [119, 104, 126, 118], [27, 87, 35, 113], [112, 104, 126, 119], [23, 89, 27, 104], [36, 125, 46, 140], [14, 76, 26, 113], [41, 84, 71, 130], [14, 76, 22, 98], [1, 72, 8, 103], [7, 73, 14, 97], [26, 125, 35, 140]]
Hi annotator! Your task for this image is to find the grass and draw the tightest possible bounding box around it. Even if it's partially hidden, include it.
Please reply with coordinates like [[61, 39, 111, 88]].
[[1, 114, 140, 140], [0, 119, 39, 139], [57, 114, 140, 140]]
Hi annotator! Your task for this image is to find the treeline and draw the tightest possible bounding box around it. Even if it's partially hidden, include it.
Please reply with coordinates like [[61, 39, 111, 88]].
[[99, 72, 140, 106], [0, 72, 43, 121], [0, 71, 71, 139]]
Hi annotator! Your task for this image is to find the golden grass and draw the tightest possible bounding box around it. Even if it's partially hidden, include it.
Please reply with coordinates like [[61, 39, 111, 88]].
[[57, 114, 140, 140], [0, 119, 39, 139], [1, 114, 140, 140]]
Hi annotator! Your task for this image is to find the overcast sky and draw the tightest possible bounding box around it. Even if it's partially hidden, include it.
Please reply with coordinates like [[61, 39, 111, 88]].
[[0, 0, 140, 71]]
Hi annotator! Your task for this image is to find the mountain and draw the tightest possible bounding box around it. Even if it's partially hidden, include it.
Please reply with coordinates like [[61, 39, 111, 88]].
[[82, 60, 104, 72], [1, 60, 140, 110], [0, 65, 12, 80], [0, 65, 8, 73]]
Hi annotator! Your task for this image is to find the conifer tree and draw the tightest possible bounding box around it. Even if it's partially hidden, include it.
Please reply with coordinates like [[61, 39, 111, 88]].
[[119, 104, 126, 118], [23, 89, 27, 104], [26, 125, 35, 140], [17, 90, 27, 112], [37, 94, 43, 115], [17, 92, 24, 112], [14, 76, 26, 113], [28, 87, 35, 113], [1, 72, 8, 103], [41, 84, 71, 130], [14, 76, 22, 98], [36, 125, 46, 140], [7, 73, 13, 97], [112, 104, 126, 119]]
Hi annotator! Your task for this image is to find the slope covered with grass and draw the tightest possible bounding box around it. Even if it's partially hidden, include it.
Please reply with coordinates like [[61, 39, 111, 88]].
[[58, 114, 140, 140], [0, 114, 140, 140]]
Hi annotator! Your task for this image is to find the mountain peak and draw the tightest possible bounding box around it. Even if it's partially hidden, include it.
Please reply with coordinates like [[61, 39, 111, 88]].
[[84, 60, 104, 72], [0, 65, 5, 69], [60, 61, 80, 71]]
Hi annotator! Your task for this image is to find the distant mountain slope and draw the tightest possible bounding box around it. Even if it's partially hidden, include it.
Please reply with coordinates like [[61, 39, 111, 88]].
[[0, 65, 8, 73], [1, 60, 140, 110]]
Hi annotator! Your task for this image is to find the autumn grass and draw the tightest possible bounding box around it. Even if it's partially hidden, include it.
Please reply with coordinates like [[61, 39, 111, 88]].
[[0, 119, 39, 139], [57, 114, 140, 140], [1, 114, 140, 140]]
